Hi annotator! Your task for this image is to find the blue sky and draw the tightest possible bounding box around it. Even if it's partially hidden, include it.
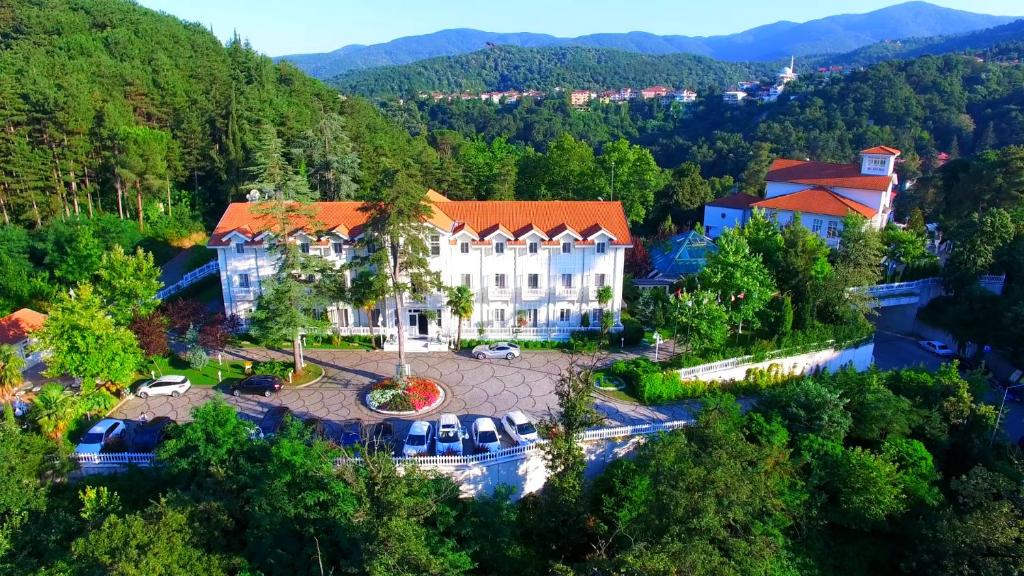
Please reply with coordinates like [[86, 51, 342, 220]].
[[137, 0, 1024, 56]]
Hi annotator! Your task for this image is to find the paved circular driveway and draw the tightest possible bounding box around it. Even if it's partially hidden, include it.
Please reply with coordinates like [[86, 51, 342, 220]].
[[111, 348, 697, 436]]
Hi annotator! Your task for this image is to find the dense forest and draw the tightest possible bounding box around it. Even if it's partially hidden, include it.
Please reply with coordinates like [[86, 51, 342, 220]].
[[330, 45, 776, 97], [2, 363, 1021, 575]]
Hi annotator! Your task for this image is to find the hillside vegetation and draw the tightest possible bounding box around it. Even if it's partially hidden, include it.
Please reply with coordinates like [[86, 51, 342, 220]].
[[331, 45, 775, 97]]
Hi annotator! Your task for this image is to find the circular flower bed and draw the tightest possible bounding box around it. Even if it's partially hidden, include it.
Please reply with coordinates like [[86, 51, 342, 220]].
[[366, 376, 444, 414], [593, 372, 626, 391]]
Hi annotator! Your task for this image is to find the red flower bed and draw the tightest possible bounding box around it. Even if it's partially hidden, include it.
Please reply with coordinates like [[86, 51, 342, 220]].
[[371, 377, 441, 412], [405, 377, 441, 411]]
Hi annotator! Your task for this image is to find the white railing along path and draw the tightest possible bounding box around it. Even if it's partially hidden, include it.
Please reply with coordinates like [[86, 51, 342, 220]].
[[157, 260, 219, 300]]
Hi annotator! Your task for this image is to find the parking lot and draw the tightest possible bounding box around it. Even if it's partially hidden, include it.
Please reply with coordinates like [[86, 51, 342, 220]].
[[109, 348, 699, 453]]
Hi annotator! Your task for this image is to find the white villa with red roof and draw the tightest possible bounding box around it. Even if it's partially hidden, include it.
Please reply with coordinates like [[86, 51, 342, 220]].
[[703, 146, 901, 245], [208, 191, 632, 344]]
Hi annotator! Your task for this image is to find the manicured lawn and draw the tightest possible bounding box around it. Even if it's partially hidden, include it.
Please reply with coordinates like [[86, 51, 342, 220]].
[[144, 355, 324, 387]]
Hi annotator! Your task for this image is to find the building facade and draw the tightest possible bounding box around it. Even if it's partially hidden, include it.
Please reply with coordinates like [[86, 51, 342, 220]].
[[0, 308, 47, 370], [703, 146, 901, 245], [208, 191, 632, 342]]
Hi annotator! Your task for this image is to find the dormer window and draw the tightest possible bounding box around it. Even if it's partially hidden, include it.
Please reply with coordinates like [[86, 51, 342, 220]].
[[528, 242, 538, 254], [460, 242, 470, 254], [495, 242, 505, 254], [596, 241, 607, 254], [332, 242, 344, 255], [866, 157, 886, 170], [561, 241, 572, 254], [234, 243, 245, 255], [430, 234, 440, 256], [299, 242, 310, 254]]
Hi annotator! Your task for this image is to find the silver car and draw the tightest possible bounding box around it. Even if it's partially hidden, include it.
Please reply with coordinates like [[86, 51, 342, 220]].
[[136, 375, 191, 398], [472, 342, 521, 360]]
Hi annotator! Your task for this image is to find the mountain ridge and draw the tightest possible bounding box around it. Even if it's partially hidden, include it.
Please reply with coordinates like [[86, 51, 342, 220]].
[[278, 1, 1017, 78]]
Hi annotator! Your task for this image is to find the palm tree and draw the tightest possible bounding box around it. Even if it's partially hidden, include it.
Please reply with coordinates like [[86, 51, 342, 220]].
[[0, 344, 25, 401], [446, 285, 474, 350], [348, 270, 388, 349], [32, 383, 79, 440]]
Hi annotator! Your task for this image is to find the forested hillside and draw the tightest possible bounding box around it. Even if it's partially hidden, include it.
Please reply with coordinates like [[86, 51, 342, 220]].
[[0, 0, 373, 228], [330, 46, 775, 97], [282, 1, 1016, 78]]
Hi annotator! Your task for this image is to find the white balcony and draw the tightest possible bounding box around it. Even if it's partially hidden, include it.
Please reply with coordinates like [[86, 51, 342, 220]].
[[554, 286, 579, 300], [488, 287, 513, 300], [521, 287, 546, 300], [232, 287, 258, 300]]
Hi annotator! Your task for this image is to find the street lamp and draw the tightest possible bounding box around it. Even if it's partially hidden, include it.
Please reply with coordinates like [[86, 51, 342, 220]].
[[990, 382, 1024, 446]]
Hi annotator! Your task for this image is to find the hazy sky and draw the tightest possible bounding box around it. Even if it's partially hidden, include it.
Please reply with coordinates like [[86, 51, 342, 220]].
[[136, 0, 1024, 56]]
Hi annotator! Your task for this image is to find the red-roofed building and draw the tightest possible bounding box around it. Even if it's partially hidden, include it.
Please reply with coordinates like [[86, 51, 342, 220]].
[[703, 147, 900, 244], [209, 192, 633, 342], [0, 308, 47, 369], [640, 86, 670, 99]]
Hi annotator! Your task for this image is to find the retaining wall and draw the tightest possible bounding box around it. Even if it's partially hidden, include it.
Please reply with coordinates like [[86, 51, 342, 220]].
[[678, 342, 875, 383]]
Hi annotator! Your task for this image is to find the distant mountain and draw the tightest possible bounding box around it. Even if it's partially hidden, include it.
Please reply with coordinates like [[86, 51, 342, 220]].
[[329, 46, 775, 97], [808, 18, 1024, 68], [279, 1, 1017, 79]]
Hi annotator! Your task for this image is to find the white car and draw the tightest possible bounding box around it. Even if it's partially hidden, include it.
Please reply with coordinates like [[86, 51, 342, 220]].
[[919, 340, 955, 357], [501, 410, 539, 445], [136, 375, 191, 399], [74, 419, 126, 456], [435, 413, 466, 455], [403, 420, 433, 457], [470, 417, 502, 453], [472, 342, 521, 360]]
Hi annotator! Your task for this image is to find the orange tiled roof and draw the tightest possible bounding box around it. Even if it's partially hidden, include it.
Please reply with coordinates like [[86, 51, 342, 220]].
[[210, 194, 632, 247], [752, 187, 876, 219], [0, 308, 47, 345], [707, 192, 760, 209], [766, 159, 893, 192], [860, 146, 901, 156]]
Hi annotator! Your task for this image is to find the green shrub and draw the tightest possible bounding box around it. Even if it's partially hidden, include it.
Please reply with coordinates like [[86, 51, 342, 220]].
[[253, 360, 292, 378], [617, 317, 644, 346], [186, 346, 208, 370]]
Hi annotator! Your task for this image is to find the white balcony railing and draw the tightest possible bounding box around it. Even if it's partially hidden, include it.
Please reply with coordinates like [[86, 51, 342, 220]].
[[555, 286, 579, 299], [232, 287, 259, 300], [488, 287, 512, 300], [521, 287, 546, 300]]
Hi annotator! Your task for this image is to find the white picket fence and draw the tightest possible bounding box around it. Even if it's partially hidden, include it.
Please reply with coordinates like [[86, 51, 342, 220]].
[[349, 418, 692, 468], [156, 260, 219, 300], [71, 452, 157, 466]]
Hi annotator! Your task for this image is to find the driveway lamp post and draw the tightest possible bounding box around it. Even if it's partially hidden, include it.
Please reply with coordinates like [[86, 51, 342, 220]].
[[990, 382, 1024, 446]]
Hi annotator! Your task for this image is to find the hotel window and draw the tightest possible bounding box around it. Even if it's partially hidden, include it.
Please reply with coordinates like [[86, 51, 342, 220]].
[[812, 219, 823, 234], [592, 308, 603, 323], [299, 242, 310, 254], [525, 308, 538, 326], [494, 241, 505, 254], [596, 241, 606, 254], [234, 243, 245, 255], [528, 241, 538, 254], [460, 242, 470, 254], [559, 308, 572, 322], [494, 274, 507, 289], [238, 274, 250, 289], [460, 274, 472, 288], [494, 308, 506, 323], [332, 242, 344, 255], [561, 273, 573, 288], [527, 274, 540, 289], [430, 234, 440, 256], [561, 241, 572, 254], [867, 157, 887, 170], [826, 220, 839, 238], [337, 309, 350, 327], [595, 273, 606, 287]]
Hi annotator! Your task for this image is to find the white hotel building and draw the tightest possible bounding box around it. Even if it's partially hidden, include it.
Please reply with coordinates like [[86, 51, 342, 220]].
[[208, 190, 632, 345]]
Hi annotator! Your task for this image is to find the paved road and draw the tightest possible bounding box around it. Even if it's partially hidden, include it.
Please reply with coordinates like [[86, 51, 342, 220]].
[[111, 348, 698, 443]]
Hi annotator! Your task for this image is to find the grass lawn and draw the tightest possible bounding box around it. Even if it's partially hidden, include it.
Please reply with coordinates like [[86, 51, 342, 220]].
[[144, 354, 324, 387]]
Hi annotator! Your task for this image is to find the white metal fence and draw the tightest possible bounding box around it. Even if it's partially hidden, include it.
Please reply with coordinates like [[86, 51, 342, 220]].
[[852, 275, 1005, 298], [71, 419, 693, 472], [676, 339, 857, 379], [156, 260, 219, 300]]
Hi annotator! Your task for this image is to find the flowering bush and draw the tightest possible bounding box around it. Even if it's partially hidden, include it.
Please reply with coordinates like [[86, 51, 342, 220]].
[[368, 377, 441, 412]]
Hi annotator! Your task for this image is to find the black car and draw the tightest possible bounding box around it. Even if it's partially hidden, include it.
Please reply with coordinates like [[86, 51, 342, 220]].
[[131, 416, 174, 452], [230, 375, 284, 397]]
